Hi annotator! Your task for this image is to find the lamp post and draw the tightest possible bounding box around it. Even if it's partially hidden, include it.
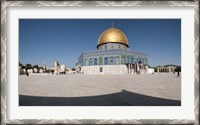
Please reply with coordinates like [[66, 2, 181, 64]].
[[43, 62, 46, 73]]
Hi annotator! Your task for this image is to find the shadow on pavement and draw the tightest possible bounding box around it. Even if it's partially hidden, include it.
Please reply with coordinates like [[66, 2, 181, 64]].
[[19, 90, 181, 106]]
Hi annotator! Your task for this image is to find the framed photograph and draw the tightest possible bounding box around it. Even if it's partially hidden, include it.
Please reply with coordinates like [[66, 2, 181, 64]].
[[1, 0, 199, 124]]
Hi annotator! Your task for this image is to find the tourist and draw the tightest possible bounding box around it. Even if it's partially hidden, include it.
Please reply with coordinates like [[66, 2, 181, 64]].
[[177, 71, 180, 77], [26, 72, 29, 76]]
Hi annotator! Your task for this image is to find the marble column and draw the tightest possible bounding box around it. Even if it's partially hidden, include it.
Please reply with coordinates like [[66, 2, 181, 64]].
[[131, 64, 134, 74], [127, 64, 129, 74]]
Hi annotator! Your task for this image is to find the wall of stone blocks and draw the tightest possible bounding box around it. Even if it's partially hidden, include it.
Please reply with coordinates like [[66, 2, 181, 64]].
[[81, 65, 128, 74]]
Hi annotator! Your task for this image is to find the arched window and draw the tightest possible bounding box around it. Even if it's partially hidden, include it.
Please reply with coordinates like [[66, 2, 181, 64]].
[[128, 57, 131, 63], [142, 59, 145, 64], [118, 45, 121, 49], [126, 57, 129, 63], [104, 57, 108, 65], [99, 56, 103, 65], [89, 58, 93, 65], [131, 57, 134, 64], [111, 45, 114, 49], [105, 45, 107, 50], [143, 59, 145, 65], [110, 57, 114, 65], [85, 59, 88, 66], [94, 58, 97, 65], [121, 56, 125, 64], [134, 58, 138, 64], [116, 56, 120, 64]]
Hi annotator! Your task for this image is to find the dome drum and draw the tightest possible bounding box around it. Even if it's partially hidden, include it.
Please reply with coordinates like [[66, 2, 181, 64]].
[[97, 42, 128, 50]]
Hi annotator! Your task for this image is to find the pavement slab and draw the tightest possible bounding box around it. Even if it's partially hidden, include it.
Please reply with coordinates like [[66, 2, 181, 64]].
[[19, 73, 181, 106]]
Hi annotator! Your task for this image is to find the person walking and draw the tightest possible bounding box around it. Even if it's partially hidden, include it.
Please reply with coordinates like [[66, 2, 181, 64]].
[[177, 71, 180, 77]]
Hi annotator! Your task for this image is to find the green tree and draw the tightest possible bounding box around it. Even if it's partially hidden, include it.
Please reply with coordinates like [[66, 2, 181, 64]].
[[154, 68, 157, 72], [38, 66, 43, 70], [146, 64, 151, 68], [19, 61, 22, 66], [33, 65, 39, 69], [19, 62, 25, 68], [175, 66, 181, 72], [25, 64, 32, 69]]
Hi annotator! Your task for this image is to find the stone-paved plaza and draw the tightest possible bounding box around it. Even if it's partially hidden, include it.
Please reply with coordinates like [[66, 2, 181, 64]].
[[19, 73, 181, 106]]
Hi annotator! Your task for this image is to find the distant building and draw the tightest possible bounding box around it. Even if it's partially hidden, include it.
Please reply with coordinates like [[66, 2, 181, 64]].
[[156, 66, 177, 73], [19, 61, 72, 75]]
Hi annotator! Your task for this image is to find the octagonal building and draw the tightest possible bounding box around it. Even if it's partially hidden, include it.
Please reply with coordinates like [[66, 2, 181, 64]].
[[76, 25, 148, 74]]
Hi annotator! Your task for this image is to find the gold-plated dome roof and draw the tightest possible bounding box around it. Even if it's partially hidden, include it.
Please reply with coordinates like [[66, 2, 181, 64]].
[[97, 27, 129, 46]]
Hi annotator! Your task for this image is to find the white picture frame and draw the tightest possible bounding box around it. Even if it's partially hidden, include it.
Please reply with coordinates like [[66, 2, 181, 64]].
[[1, 1, 199, 124]]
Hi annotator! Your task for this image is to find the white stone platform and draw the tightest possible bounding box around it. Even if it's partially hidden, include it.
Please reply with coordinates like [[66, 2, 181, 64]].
[[19, 73, 181, 106]]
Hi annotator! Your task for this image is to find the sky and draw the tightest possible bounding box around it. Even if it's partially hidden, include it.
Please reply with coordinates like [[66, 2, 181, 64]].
[[19, 19, 181, 68]]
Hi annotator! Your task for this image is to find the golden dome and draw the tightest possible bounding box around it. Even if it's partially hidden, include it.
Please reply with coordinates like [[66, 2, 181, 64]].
[[97, 27, 129, 46]]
